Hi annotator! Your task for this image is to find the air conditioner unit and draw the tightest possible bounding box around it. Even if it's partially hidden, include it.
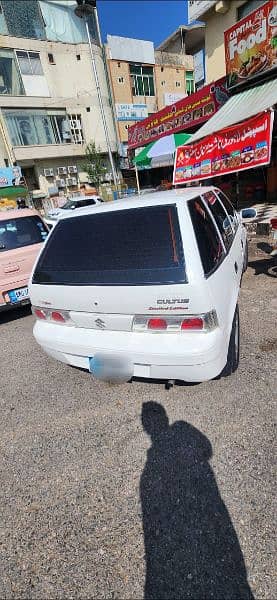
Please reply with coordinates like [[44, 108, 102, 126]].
[[66, 177, 77, 187], [44, 168, 54, 177], [56, 178, 66, 188], [68, 165, 78, 174], [57, 166, 68, 175]]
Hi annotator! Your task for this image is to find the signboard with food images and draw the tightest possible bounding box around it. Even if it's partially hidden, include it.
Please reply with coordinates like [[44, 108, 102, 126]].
[[225, 0, 277, 88], [173, 111, 274, 185], [128, 78, 229, 150]]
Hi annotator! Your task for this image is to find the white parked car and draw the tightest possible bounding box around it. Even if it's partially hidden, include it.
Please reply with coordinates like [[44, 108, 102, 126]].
[[30, 187, 255, 385], [45, 195, 103, 228]]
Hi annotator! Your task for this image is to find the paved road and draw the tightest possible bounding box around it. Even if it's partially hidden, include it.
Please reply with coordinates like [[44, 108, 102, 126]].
[[1, 240, 276, 599]]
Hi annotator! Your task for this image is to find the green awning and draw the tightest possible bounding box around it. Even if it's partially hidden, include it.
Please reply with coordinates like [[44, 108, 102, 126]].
[[0, 186, 29, 198], [133, 132, 191, 167]]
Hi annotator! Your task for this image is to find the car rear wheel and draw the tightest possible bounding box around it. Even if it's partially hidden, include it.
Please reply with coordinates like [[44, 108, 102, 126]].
[[222, 305, 240, 377]]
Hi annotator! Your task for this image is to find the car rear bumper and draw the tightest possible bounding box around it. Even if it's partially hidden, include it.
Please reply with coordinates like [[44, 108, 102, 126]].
[[34, 321, 228, 382]]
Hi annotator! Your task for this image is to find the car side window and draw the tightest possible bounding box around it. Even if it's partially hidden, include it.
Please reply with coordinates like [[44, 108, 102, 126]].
[[216, 190, 239, 232], [188, 197, 225, 276], [85, 198, 96, 206], [202, 191, 234, 252]]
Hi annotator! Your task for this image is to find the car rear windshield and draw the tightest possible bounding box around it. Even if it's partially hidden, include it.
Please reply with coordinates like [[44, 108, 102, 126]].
[[0, 216, 48, 252], [32, 205, 186, 286]]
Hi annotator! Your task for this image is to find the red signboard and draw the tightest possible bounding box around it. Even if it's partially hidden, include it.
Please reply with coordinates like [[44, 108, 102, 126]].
[[225, 0, 277, 88], [173, 111, 274, 185], [128, 79, 229, 150]]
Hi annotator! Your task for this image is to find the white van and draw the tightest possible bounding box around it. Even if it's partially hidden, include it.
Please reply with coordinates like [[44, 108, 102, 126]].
[[30, 187, 251, 384]]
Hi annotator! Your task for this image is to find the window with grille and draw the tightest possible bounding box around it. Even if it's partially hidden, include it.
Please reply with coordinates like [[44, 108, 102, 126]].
[[16, 51, 43, 76], [130, 64, 155, 96], [69, 114, 84, 144], [186, 70, 194, 95]]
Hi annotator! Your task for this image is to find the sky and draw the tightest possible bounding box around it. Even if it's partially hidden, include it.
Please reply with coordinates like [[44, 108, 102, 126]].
[[97, 0, 188, 47]]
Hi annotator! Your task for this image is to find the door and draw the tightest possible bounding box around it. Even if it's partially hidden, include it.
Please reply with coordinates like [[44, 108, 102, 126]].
[[188, 193, 239, 346]]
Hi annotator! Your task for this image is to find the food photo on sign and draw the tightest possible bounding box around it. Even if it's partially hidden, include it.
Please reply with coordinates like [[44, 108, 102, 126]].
[[224, 0, 277, 88]]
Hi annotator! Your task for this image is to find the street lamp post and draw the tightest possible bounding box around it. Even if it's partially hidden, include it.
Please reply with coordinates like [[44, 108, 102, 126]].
[[74, 0, 118, 187]]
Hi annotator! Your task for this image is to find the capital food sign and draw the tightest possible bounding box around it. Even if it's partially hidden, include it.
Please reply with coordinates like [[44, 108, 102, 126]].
[[224, 0, 277, 88]]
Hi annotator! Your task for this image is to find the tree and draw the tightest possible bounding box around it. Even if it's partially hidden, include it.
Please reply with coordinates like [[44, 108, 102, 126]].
[[83, 141, 107, 189]]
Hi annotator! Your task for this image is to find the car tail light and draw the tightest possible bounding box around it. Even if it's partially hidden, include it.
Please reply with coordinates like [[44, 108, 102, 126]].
[[32, 306, 73, 326], [51, 311, 66, 323], [133, 310, 218, 333], [33, 308, 47, 320], [148, 318, 167, 330], [181, 317, 203, 330]]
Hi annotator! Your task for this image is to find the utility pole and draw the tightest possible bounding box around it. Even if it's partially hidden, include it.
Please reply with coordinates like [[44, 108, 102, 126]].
[[74, 0, 118, 186]]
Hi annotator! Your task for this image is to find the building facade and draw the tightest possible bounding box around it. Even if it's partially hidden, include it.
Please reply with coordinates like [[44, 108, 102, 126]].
[[0, 0, 118, 198], [188, 0, 261, 83], [105, 34, 194, 165]]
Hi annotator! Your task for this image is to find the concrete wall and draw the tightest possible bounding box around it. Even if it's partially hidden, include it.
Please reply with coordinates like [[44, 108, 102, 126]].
[[0, 33, 118, 169], [201, 0, 246, 82], [154, 64, 187, 111], [107, 49, 193, 145]]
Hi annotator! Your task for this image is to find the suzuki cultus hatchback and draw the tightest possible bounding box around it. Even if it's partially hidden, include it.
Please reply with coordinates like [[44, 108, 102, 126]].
[[0, 209, 48, 312], [30, 187, 250, 384]]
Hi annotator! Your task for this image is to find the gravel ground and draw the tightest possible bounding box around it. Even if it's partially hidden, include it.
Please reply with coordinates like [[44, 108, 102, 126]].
[[0, 238, 276, 599]]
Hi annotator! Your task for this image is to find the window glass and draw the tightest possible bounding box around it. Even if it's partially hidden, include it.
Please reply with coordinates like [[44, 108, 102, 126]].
[[237, 0, 266, 20], [39, 0, 99, 44], [0, 216, 48, 251], [189, 197, 224, 275], [0, 49, 25, 95], [1, 0, 45, 39], [33, 205, 187, 286], [216, 190, 238, 231], [4, 110, 73, 146], [186, 70, 195, 95], [202, 191, 234, 251], [129, 64, 155, 96], [16, 51, 43, 76]]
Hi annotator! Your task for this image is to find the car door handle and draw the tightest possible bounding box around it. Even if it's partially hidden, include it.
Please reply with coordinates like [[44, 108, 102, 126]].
[[234, 261, 238, 273]]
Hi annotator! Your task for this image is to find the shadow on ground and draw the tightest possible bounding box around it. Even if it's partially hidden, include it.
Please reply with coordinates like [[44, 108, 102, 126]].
[[140, 402, 254, 600], [248, 257, 277, 277], [0, 304, 32, 325]]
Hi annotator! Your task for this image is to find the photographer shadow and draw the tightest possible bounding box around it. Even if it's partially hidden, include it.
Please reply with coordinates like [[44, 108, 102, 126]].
[[140, 402, 254, 599]]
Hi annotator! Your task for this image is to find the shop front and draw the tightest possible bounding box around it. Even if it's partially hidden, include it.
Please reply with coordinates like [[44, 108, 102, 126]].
[[173, 1, 277, 208], [127, 77, 229, 190]]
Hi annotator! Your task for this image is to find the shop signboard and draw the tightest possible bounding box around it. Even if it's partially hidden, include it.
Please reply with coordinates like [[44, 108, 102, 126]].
[[164, 92, 187, 106], [188, 1, 216, 23], [224, 0, 277, 88], [115, 103, 148, 121], [0, 166, 22, 187], [193, 49, 205, 85], [173, 111, 274, 185], [128, 78, 229, 150]]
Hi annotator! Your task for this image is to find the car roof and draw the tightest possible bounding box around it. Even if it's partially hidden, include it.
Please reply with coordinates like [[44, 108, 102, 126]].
[[0, 208, 42, 221], [66, 195, 100, 202], [59, 186, 216, 221]]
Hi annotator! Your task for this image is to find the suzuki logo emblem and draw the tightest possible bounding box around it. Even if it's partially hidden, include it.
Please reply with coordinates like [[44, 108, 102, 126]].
[[95, 318, 106, 329]]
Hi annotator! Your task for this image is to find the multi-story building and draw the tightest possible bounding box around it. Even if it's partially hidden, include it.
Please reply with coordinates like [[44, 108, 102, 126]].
[[105, 34, 195, 166], [156, 23, 206, 91], [0, 0, 118, 199], [188, 0, 261, 83]]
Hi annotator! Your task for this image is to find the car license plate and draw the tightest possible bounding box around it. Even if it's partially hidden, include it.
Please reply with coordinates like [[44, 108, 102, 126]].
[[8, 286, 29, 304], [89, 353, 133, 382]]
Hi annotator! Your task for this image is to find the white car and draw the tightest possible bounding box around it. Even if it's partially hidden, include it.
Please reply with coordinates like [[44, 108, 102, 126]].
[[30, 187, 255, 385], [45, 195, 102, 228]]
